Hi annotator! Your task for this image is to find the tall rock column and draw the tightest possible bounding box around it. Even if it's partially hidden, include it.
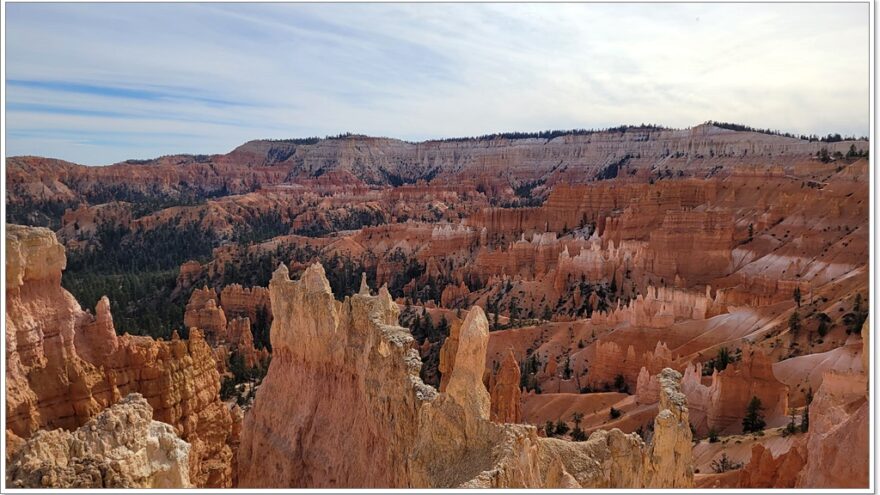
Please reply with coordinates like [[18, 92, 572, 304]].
[[643, 368, 694, 488], [490, 350, 522, 424]]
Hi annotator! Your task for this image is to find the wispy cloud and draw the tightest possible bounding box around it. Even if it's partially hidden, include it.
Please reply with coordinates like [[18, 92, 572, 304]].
[[4, 3, 870, 165]]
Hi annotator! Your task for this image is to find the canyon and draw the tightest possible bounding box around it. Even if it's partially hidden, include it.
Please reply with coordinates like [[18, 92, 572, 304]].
[[4, 123, 870, 489]]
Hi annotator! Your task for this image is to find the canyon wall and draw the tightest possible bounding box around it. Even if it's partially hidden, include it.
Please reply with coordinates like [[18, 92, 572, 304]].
[[5, 225, 235, 487], [8, 125, 866, 215], [238, 262, 694, 488]]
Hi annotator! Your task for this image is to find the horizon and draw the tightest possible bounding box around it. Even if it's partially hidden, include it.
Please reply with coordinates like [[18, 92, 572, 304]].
[[6, 120, 871, 165], [5, 3, 871, 165]]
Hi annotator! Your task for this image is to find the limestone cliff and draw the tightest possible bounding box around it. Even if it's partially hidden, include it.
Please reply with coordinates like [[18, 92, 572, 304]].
[[238, 262, 694, 488], [7, 394, 191, 489]]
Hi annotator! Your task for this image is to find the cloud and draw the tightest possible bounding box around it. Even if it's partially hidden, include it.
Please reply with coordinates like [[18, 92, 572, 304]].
[[4, 3, 870, 165]]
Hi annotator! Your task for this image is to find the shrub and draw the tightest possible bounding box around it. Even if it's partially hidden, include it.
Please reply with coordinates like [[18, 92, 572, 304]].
[[711, 453, 743, 473], [708, 429, 719, 443], [554, 420, 570, 436]]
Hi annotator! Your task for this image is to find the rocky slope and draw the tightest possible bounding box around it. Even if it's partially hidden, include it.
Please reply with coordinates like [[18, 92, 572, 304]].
[[238, 262, 694, 488], [6, 124, 866, 225], [6, 394, 191, 488], [5, 225, 235, 487]]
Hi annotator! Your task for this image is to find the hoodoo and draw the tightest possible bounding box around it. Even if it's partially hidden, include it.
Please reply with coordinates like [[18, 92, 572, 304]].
[[238, 262, 694, 488]]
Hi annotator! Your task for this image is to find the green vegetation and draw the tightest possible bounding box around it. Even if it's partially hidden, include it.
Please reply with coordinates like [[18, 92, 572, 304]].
[[844, 293, 868, 335], [710, 453, 743, 473], [788, 310, 801, 338], [6, 199, 80, 229], [220, 351, 271, 407], [434, 124, 668, 143], [742, 396, 766, 433], [708, 429, 719, 443], [570, 412, 587, 441], [62, 221, 218, 339], [554, 420, 570, 436], [707, 121, 866, 142]]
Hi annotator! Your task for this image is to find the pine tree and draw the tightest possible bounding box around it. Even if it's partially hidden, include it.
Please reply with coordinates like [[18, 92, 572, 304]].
[[742, 396, 766, 433], [554, 420, 570, 436], [715, 347, 732, 371], [789, 310, 801, 337]]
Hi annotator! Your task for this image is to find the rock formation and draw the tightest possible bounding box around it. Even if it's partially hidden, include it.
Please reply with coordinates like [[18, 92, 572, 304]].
[[636, 346, 788, 435], [642, 369, 694, 487], [238, 262, 694, 488], [490, 350, 523, 424], [183, 287, 228, 345], [5, 225, 234, 487], [219, 284, 271, 323], [437, 318, 462, 392], [7, 394, 191, 489]]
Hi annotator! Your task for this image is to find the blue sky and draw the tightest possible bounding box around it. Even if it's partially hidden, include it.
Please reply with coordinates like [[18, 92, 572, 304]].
[[4, 3, 870, 165]]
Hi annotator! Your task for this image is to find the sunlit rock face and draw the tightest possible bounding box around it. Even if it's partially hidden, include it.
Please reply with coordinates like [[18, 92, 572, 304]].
[[238, 262, 694, 488], [5, 225, 235, 488], [7, 394, 192, 489]]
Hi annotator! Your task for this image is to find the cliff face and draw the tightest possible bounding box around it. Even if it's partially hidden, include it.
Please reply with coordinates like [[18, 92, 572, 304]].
[[238, 262, 694, 488], [6, 394, 191, 489], [183, 287, 266, 369], [7, 125, 866, 216], [4, 225, 235, 488], [238, 263, 428, 487], [635, 346, 788, 435]]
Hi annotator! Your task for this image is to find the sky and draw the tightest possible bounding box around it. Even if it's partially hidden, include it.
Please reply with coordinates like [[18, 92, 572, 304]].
[[4, 3, 871, 165]]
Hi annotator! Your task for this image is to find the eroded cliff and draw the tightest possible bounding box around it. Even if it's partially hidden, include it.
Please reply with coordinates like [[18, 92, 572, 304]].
[[4, 225, 235, 487], [238, 262, 694, 488]]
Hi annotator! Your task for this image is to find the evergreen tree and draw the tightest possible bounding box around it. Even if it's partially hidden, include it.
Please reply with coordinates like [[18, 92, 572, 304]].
[[800, 405, 809, 433], [554, 420, 570, 436], [715, 347, 732, 371], [742, 396, 766, 433], [789, 310, 801, 337]]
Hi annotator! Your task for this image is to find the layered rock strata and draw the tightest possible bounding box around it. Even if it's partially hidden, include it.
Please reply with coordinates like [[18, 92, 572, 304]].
[[238, 262, 694, 488], [5, 225, 234, 487]]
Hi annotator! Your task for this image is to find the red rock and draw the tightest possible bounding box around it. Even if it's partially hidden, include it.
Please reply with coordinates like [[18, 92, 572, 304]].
[[5, 225, 235, 487], [490, 350, 522, 424]]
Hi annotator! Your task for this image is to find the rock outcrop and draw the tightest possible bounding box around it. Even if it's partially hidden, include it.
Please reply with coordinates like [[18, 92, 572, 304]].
[[642, 369, 694, 487], [490, 350, 523, 424], [5, 225, 234, 487], [238, 262, 694, 488], [183, 287, 228, 345], [7, 394, 191, 488]]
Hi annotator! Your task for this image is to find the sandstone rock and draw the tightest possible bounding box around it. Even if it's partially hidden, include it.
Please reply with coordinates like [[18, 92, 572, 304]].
[[739, 442, 805, 488], [643, 369, 694, 488], [4, 225, 235, 488], [238, 262, 694, 488], [7, 394, 191, 488], [183, 287, 227, 346], [437, 318, 462, 392], [490, 350, 523, 424], [795, 371, 868, 488], [219, 284, 271, 324]]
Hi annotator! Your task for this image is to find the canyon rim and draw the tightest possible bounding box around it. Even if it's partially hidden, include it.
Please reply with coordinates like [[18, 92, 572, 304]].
[[2, 1, 873, 493]]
